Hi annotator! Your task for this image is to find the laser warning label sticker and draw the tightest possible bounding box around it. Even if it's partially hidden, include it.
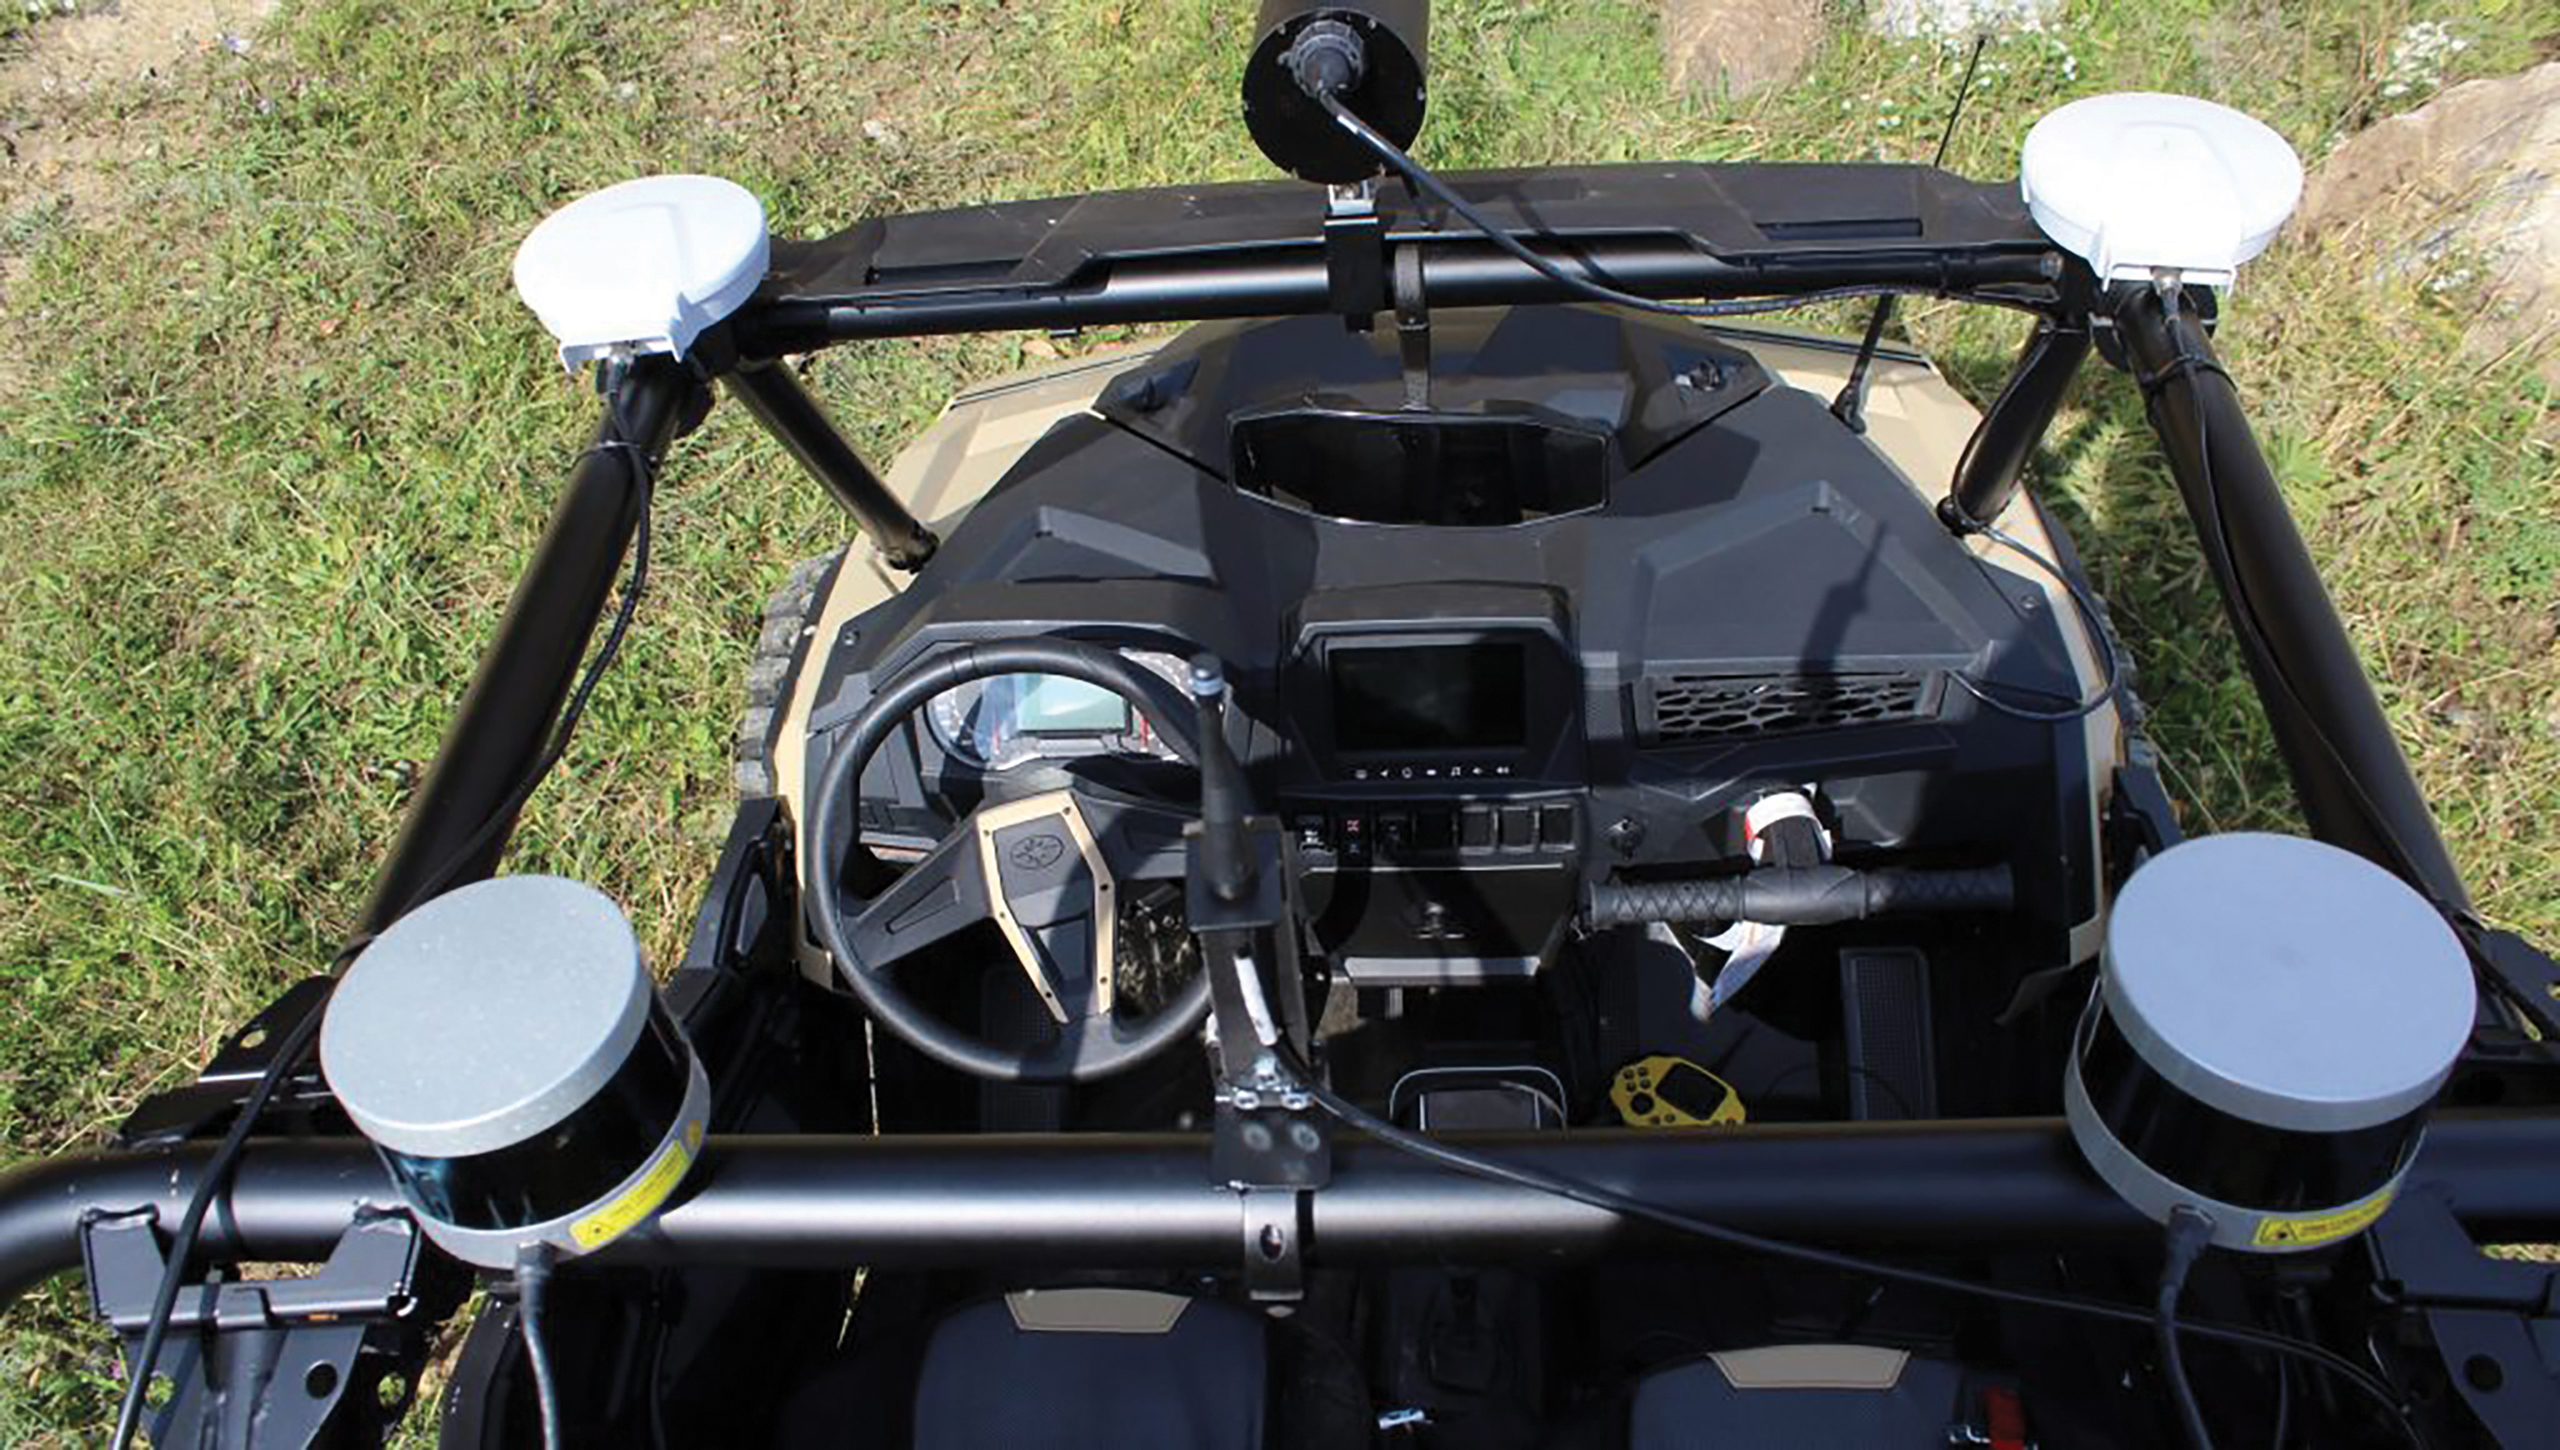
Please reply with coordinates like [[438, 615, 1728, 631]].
[[2251, 1189, 2394, 1249], [571, 1136, 694, 1250]]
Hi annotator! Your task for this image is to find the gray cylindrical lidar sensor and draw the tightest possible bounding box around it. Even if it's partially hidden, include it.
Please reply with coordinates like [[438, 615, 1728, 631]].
[[2065, 833, 2473, 1253], [322, 876, 709, 1269]]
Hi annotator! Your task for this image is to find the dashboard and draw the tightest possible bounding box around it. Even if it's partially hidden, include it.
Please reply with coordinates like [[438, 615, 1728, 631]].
[[799, 303, 2108, 989]]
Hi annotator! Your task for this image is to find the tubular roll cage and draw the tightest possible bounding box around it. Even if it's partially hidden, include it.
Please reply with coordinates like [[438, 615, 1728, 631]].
[[8, 161, 2560, 1434]]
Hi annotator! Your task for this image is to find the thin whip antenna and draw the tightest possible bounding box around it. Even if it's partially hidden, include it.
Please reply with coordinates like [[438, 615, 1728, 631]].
[[1834, 33, 1991, 432], [1931, 33, 1991, 169]]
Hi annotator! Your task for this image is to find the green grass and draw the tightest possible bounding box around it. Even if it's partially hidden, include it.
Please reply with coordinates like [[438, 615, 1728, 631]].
[[0, 0, 2553, 1437]]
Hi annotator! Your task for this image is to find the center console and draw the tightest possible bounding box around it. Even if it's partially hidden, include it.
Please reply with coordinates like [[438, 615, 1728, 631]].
[[1279, 585, 1585, 986]]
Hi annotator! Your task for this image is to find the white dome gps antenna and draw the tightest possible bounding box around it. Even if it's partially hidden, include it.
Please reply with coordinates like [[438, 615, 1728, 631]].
[[2020, 92, 2303, 287], [511, 174, 770, 369]]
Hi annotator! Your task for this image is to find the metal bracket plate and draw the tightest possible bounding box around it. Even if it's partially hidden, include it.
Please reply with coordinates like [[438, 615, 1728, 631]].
[[2368, 1186, 2560, 1447], [1323, 180, 1387, 327], [2467, 925, 2560, 1042], [117, 977, 336, 1149], [83, 1209, 422, 1449]]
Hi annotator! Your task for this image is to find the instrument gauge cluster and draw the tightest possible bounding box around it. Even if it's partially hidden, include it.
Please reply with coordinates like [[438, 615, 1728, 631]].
[[924, 649, 1191, 773]]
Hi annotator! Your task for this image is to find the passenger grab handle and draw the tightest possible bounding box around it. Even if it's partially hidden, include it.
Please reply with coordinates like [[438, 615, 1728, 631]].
[[1584, 864, 2015, 929]]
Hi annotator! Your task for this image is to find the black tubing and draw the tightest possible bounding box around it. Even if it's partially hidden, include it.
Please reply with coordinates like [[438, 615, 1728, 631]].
[[1943, 318, 2092, 530], [2113, 285, 2469, 917], [725, 362, 938, 570], [738, 245, 2063, 353], [359, 358, 694, 931], [0, 1142, 401, 1305], [8, 1115, 2555, 1305]]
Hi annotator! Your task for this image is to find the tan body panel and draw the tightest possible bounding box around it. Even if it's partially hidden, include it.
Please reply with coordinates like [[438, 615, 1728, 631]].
[[778, 323, 2122, 972]]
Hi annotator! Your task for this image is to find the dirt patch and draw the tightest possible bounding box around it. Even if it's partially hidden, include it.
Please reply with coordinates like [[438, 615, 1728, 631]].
[[0, 0, 275, 288], [7, 0, 274, 100]]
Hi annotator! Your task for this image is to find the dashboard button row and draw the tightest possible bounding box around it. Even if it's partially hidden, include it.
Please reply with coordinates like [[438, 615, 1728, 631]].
[[1348, 763, 1515, 782], [1291, 804, 1576, 860]]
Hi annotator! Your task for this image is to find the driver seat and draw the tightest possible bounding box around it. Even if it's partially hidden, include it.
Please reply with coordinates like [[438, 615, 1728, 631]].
[[910, 1288, 1368, 1450]]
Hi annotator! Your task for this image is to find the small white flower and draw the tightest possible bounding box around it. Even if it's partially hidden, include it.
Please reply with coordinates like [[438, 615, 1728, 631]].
[[2382, 20, 2467, 100]]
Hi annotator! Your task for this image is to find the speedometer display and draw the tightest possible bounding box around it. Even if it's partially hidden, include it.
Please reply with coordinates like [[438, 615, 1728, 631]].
[[925, 650, 1189, 772], [1012, 675, 1130, 734]]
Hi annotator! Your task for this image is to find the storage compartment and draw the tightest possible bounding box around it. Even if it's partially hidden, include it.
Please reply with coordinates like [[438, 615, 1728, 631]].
[[1231, 407, 1610, 525]]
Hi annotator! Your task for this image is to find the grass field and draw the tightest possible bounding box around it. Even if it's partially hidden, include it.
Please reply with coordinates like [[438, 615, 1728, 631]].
[[0, 0, 2552, 1438]]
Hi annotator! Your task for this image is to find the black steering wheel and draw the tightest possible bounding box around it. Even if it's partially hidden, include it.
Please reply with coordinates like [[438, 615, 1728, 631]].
[[805, 640, 1214, 1082]]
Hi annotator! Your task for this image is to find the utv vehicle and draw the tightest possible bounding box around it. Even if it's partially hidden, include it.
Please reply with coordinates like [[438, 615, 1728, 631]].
[[5, 4, 2557, 1447]]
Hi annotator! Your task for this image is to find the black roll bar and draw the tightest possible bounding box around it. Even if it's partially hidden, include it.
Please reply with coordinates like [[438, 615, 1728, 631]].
[[729, 162, 2072, 356], [2114, 284, 2471, 918], [739, 241, 2062, 354], [1942, 312, 2093, 530], [725, 360, 939, 569], [6, 1115, 2555, 1306], [357, 356, 701, 931]]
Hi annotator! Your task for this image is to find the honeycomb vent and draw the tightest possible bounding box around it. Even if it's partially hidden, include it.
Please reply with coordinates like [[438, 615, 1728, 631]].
[[1645, 672, 1932, 745]]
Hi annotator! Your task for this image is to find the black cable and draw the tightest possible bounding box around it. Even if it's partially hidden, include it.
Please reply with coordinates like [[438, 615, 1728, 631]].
[[1753, 1057, 1918, 1122], [1315, 89, 1943, 322], [2271, 1348, 2292, 1450], [105, 434, 657, 1449], [1284, 1060, 2424, 1448], [105, 1007, 325, 1450], [516, 1246, 565, 1450], [645, 1286, 675, 1450], [1949, 521, 2126, 723], [2157, 1206, 2218, 1450]]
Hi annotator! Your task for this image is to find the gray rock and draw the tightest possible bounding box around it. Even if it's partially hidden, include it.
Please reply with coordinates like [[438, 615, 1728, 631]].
[[2297, 63, 2560, 383], [1661, 0, 1825, 102]]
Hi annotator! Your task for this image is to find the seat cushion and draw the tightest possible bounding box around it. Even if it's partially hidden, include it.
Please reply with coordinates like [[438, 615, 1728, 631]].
[[913, 1289, 1267, 1450], [1628, 1345, 1965, 1450]]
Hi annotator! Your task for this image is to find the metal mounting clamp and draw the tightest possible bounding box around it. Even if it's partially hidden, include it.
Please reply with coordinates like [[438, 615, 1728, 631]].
[[83, 1208, 423, 1449], [1394, 244, 1432, 410], [1323, 180, 1388, 327], [1240, 1187, 1309, 1305]]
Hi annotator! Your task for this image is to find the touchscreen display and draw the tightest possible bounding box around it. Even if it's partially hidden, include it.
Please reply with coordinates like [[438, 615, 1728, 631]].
[[1330, 642, 1528, 754]]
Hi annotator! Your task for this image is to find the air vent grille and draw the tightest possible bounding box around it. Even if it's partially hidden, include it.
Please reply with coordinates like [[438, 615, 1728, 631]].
[[1646, 672, 1931, 745]]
